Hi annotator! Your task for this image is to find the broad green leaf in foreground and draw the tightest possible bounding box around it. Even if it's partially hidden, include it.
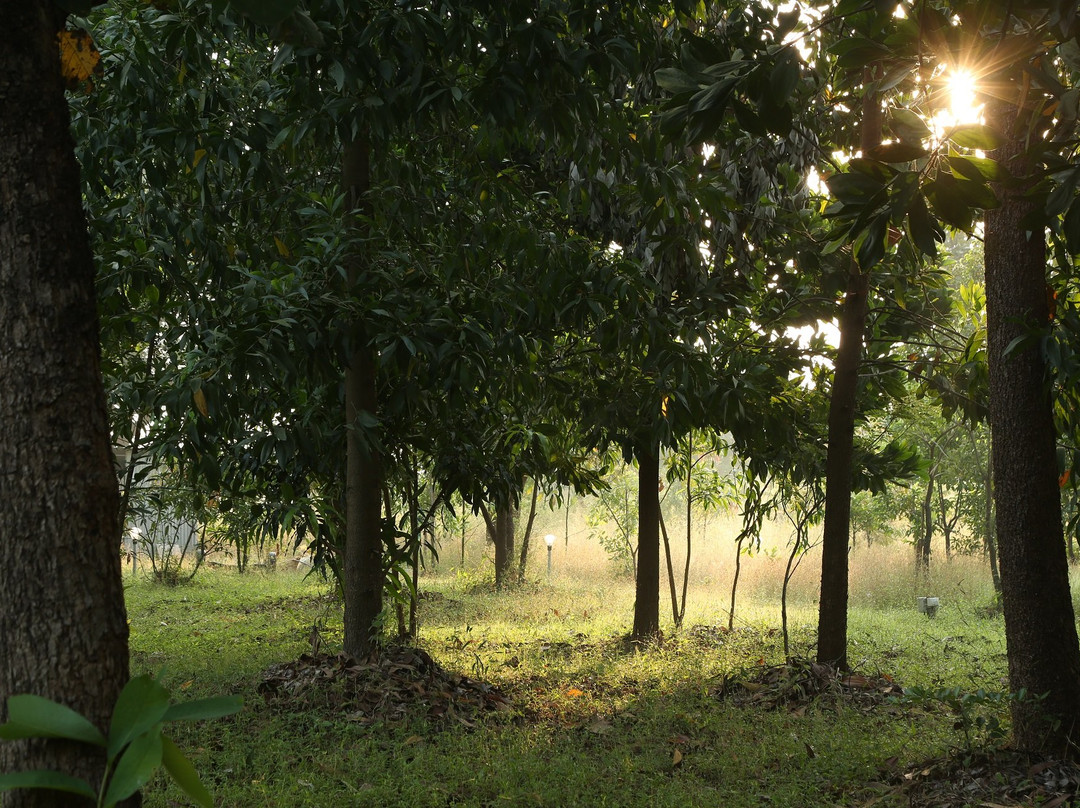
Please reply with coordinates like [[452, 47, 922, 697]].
[[0, 695, 106, 747]]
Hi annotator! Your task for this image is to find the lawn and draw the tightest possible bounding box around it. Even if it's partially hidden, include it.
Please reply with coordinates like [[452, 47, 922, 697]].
[[126, 539, 1022, 807]]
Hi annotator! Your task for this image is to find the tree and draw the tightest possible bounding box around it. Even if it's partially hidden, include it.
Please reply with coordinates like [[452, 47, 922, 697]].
[[0, 5, 131, 805], [793, 0, 1080, 750], [984, 92, 1080, 752], [817, 77, 882, 670]]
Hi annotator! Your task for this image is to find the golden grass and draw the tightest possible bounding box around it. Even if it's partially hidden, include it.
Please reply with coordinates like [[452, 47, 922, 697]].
[[425, 500, 1001, 633]]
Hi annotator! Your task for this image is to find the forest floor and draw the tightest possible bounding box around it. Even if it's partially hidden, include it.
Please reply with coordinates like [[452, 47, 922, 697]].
[[126, 558, 1078, 807]]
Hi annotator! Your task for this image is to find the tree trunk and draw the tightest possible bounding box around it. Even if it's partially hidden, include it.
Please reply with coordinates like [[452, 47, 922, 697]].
[[916, 467, 934, 574], [817, 81, 881, 671], [493, 504, 515, 589], [516, 482, 540, 582], [631, 444, 661, 642], [728, 533, 745, 632], [659, 509, 680, 628], [985, 98, 1080, 753], [681, 445, 692, 626], [342, 135, 384, 659], [0, 6, 132, 804]]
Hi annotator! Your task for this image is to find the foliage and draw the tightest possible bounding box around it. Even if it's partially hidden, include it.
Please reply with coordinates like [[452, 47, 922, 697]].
[[894, 686, 1046, 755], [585, 461, 639, 578], [0, 674, 241, 807]]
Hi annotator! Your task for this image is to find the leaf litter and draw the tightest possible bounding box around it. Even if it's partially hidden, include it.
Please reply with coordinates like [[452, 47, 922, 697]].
[[855, 749, 1080, 807], [258, 646, 513, 727], [714, 657, 904, 712]]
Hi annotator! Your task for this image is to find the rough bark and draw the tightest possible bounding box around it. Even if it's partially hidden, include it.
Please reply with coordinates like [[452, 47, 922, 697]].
[[0, 5, 131, 805], [342, 135, 384, 658], [631, 445, 661, 641], [492, 504, 516, 590], [816, 82, 881, 671], [985, 99, 1080, 753]]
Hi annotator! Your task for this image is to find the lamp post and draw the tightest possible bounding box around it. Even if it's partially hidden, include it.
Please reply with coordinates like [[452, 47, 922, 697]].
[[544, 533, 556, 581]]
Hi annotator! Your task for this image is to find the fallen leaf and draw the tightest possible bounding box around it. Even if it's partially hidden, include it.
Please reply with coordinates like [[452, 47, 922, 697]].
[[673, 748, 683, 768]]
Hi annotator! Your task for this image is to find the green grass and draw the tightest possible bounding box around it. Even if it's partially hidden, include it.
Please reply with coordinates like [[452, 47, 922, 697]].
[[125, 550, 1013, 808]]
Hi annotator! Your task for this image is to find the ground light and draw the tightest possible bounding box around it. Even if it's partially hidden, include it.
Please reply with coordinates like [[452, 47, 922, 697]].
[[544, 533, 556, 580]]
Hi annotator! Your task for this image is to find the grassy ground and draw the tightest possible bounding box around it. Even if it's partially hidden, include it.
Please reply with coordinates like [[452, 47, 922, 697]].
[[126, 534, 1021, 808]]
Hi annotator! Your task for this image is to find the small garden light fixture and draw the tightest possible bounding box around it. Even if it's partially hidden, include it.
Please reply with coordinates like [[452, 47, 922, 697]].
[[544, 533, 556, 580]]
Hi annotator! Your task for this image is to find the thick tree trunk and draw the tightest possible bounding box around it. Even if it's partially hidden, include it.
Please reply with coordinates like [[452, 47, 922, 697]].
[[816, 82, 881, 671], [631, 445, 661, 641], [493, 505, 515, 589], [985, 99, 1080, 753], [0, 6, 131, 805], [342, 135, 384, 658]]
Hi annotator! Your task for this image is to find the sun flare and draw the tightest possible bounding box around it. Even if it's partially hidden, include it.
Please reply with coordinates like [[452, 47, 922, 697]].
[[936, 69, 983, 130]]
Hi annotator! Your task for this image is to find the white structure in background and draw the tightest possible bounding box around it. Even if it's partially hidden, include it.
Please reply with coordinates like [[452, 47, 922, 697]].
[[113, 443, 199, 563]]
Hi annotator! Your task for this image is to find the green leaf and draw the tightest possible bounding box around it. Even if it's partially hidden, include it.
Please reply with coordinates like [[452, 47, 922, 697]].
[[0, 771, 97, 799], [907, 194, 939, 258], [163, 695, 243, 723], [161, 736, 214, 808], [826, 171, 884, 205], [848, 158, 895, 181], [228, 0, 300, 27], [855, 213, 889, 269], [948, 154, 1007, 182], [926, 175, 975, 232], [0, 695, 106, 747], [947, 124, 1006, 150], [1046, 170, 1080, 216], [103, 731, 163, 806], [955, 178, 999, 210], [654, 68, 700, 95], [890, 108, 931, 143], [769, 56, 800, 103], [867, 141, 928, 163], [1064, 197, 1080, 253], [107, 675, 170, 759]]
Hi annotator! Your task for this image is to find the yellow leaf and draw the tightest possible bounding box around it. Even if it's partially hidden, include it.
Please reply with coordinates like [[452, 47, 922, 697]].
[[192, 148, 207, 168], [57, 30, 101, 90], [274, 236, 291, 257], [672, 748, 683, 767], [193, 388, 209, 418]]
